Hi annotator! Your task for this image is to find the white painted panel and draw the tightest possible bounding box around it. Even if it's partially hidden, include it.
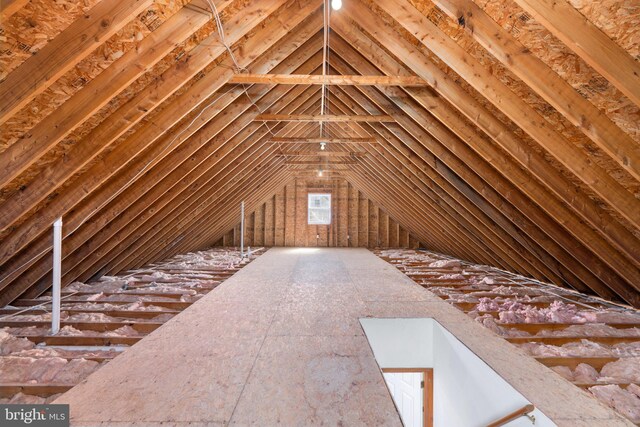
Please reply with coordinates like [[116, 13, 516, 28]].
[[359, 318, 433, 367], [384, 372, 423, 427], [360, 318, 555, 427]]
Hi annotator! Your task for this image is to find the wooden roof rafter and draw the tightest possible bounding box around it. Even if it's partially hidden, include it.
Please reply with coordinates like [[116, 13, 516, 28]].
[[0, 0, 638, 311]]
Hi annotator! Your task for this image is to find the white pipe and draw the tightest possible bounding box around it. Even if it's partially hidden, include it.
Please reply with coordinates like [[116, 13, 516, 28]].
[[51, 217, 63, 335], [240, 201, 245, 258], [320, 0, 329, 139]]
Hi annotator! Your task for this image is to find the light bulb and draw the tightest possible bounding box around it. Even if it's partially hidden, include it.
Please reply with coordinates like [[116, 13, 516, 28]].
[[331, 0, 342, 10], [320, 142, 326, 150], [318, 169, 323, 177]]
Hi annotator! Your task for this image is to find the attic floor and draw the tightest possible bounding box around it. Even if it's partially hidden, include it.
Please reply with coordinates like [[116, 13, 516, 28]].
[[55, 248, 627, 426]]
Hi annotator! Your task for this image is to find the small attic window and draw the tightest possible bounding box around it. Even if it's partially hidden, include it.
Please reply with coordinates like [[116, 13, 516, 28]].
[[308, 193, 331, 225]]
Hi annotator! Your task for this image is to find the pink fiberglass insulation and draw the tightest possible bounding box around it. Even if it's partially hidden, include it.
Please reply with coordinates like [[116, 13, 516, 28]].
[[550, 365, 574, 381], [104, 326, 141, 337], [50, 359, 103, 383], [589, 385, 640, 424], [0, 356, 68, 382], [62, 302, 166, 311], [380, 249, 640, 424], [473, 315, 531, 337], [57, 325, 142, 337], [520, 341, 640, 358], [600, 358, 640, 383], [630, 384, 640, 399], [4, 326, 48, 336], [582, 310, 640, 324], [4, 325, 142, 338], [150, 313, 175, 322], [0, 248, 255, 405], [428, 259, 462, 269], [11, 348, 120, 359], [517, 340, 614, 357], [0, 392, 62, 404], [4, 311, 121, 323], [549, 363, 600, 383], [574, 363, 600, 383], [437, 273, 465, 280], [64, 312, 120, 322], [0, 356, 100, 383], [538, 324, 640, 337], [0, 330, 35, 355], [497, 301, 588, 324], [470, 276, 497, 285], [66, 280, 130, 293], [614, 342, 640, 357]]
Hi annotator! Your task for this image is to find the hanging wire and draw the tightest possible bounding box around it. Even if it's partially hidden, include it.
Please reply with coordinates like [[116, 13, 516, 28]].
[[4, 0, 285, 293], [205, 0, 287, 162]]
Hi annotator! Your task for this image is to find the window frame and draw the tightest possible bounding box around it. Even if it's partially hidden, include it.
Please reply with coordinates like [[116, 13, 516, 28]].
[[307, 193, 332, 225]]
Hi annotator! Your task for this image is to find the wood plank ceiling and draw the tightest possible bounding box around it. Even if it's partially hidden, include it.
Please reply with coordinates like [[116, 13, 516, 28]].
[[0, 0, 638, 307]]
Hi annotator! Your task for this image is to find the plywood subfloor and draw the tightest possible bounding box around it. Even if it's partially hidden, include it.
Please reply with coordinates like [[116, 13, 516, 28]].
[[55, 248, 629, 426]]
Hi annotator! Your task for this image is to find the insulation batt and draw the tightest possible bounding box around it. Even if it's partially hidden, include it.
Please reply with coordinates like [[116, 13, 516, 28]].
[[474, 315, 530, 337], [549, 363, 600, 383], [498, 301, 587, 324], [630, 384, 640, 400], [517, 340, 614, 357], [0, 247, 252, 405], [0, 330, 35, 355], [538, 324, 640, 337], [428, 259, 462, 269], [11, 347, 120, 359], [0, 392, 62, 404], [589, 385, 640, 424], [574, 363, 600, 383], [582, 310, 640, 324], [614, 342, 640, 358], [0, 356, 100, 383], [469, 276, 497, 285], [600, 357, 640, 383], [550, 365, 573, 381]]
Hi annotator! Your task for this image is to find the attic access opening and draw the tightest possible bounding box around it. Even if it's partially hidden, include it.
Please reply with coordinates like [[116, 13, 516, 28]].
[[361, 318, 553, 427], [382, 367, 433, 427]]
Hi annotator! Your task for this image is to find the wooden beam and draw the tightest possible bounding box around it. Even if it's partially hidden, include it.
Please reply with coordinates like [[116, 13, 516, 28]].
[[512, 0, 640, 108], [328, 52, 630, 300], [373, 0, 640, 229], [257, 114, 394, 122], [0, 3, 214, 197], [331, 15, 640, 290], [0, 0, 154, 124], [0, 0, 29, 20], [285, 160, 358, 165], [58, 61, 319, 286], [277, 151, 365, 157], [270, 137, 374, 143], [229, 73, 426, 86], [0, 384, 73, 398], [432, 0, 640, 181], [0, 0, 319, 276], [39, 76, 319, 291], [4, 56, 316, 303]]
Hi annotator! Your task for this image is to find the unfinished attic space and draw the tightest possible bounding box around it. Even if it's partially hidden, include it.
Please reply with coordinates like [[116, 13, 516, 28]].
[[1, 0, 640, 425]]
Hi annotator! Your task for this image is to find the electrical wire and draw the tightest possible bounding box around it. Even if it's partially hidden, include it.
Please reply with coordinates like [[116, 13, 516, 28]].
[[0, 291, 80, 320], [3, 2, 267, 300]]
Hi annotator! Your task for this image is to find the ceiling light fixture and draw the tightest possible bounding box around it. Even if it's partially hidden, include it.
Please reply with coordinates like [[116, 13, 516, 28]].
[[320, 142, 327, 151], [331, 0, 342, 10], [318, 169, 324, 177]]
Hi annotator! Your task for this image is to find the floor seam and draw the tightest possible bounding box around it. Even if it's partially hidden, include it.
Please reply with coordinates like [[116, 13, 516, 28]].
[[225, 251, 294, 426]]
